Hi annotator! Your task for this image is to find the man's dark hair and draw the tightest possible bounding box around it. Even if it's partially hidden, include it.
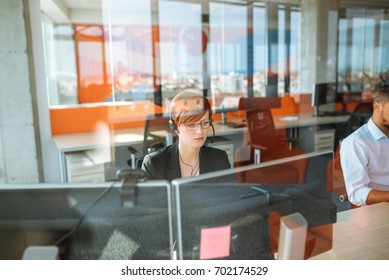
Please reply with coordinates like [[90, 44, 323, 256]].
[[373, 80, 389, 102]]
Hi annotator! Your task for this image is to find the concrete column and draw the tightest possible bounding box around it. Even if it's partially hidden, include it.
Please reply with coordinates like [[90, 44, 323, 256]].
[[0, 0, 39, 183]]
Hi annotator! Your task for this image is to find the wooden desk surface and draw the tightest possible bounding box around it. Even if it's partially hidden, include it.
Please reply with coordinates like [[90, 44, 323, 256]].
[[310, 203, 389, 260]]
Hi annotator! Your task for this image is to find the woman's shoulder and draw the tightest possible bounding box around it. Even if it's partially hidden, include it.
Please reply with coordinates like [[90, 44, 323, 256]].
[[144, 145, 173, 161], [201, 145, 231, 169], [202, 145, 229, 158]]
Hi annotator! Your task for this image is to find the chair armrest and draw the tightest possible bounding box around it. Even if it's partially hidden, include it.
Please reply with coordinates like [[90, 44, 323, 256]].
[[251, 144, 268, 151], [251, 144, 268, 164]]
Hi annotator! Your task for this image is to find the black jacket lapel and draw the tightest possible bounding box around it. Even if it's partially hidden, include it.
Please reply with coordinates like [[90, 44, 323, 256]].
[[166, 141, 181, 180]]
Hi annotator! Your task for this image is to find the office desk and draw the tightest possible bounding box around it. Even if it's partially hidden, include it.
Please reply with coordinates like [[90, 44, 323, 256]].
[[53, 123, 246, 182], [53, 113, 349, 152], [310, 203, 389, 260], [273, 113, 349, 129], [53, 113, 350, 182]]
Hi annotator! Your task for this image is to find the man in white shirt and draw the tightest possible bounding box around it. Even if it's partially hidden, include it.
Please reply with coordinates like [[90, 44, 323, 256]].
[[340, 84, 389, 206]]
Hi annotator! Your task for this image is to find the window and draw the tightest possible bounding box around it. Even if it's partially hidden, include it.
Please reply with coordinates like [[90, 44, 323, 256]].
[[42, 0, 302, 107], [337, 7, 389, 93]]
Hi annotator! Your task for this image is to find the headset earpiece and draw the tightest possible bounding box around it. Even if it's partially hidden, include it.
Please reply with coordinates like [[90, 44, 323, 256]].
[[210, 123, 215, 143], [169, 118, 177, 131]]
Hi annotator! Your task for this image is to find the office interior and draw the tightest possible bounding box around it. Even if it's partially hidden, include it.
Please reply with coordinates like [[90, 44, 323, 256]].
[[0, 0, 389, 260]]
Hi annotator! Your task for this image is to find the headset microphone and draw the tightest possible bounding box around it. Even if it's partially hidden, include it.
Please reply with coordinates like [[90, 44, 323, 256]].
[[210, 123, 215, 143]]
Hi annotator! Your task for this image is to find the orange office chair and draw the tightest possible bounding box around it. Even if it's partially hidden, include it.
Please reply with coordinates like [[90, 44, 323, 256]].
[[234, 97, 331, 259], [235, 97, 308, 184]]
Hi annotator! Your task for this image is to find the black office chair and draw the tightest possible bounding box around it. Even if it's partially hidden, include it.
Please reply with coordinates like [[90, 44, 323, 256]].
[[127, 114, 173, 170], [345, 102, 373, 136], [143, 113, 172, 155]]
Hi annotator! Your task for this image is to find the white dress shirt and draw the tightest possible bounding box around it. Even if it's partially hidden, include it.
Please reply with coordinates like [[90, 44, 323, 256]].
[[340, 118, 389, 206]]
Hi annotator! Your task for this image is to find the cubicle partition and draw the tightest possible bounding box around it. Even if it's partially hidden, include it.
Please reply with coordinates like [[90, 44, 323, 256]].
[[172, 151, 337, 260], [0, 181, 173, 260]]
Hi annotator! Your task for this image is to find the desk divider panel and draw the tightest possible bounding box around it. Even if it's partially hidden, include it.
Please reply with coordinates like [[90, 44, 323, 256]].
[[0, 181, 172, 260], [172, 151, 336, 260]]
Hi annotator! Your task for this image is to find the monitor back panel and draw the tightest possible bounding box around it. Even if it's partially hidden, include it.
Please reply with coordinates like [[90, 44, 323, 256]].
[[0, 182, 171, 260]]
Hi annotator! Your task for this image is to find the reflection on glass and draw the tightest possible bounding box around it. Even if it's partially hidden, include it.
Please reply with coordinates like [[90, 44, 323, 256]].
[[253, 5, 266, 97], [159, 0, 203, 100], [103, 0, 154, 102], [42, 14, 78, 106], [41, 1, 389, 107], [209, 2, 247, 109], [337, 7, 389, 93], [75, 24, 111, 103]]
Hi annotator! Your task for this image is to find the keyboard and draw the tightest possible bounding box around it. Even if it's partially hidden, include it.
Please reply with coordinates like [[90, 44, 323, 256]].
[[227, 122, 246, 128]]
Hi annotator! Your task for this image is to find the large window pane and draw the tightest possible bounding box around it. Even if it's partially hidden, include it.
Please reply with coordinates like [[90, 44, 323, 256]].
[[159, 0, 203, 100], [253, 5, 267, 97], [42, 15, 77, 106], [337, 8, 388, 93], [209, 2, 248, 109], [102, 0, 154, 102]]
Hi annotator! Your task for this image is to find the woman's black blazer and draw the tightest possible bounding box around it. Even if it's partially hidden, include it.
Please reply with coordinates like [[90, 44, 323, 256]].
[[141, 141, 231, 180]]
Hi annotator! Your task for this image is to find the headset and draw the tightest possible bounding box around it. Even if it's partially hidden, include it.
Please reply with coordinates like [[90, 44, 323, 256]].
[[169, 95, 215, 140]]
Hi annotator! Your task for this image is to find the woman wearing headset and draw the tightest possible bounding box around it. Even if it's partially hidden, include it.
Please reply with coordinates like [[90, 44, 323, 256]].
[[141, 89, 231, 180]]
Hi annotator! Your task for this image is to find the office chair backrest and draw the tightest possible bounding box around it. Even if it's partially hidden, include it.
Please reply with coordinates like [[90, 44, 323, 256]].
[[238, 97, 281, 111], [345, 102, 373, 136], [238, 97, 282, 150], [143, 114, 172, 156], [245, 110, 279, 149], [236, 97, 308, 185]]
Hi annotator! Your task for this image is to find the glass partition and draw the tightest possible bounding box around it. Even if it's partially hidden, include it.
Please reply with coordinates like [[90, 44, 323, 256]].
[[172, 151, 336, 260], [0, 181, 172, 260]]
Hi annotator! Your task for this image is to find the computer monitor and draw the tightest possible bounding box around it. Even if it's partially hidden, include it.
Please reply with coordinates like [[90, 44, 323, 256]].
[[172, 151, 337, 260], [335, 91, 363, 111], [0, 180, 172, 260], [312, 82, 337, 116]]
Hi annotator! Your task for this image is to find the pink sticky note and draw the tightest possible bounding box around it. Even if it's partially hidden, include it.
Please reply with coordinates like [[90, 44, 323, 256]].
[[199, 225, 231, 260]]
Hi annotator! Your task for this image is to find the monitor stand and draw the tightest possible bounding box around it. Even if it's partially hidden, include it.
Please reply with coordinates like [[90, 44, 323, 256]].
[[220, 111, 237, 126], [22, 246, 59, 260], [312, 106, 324, 117]]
